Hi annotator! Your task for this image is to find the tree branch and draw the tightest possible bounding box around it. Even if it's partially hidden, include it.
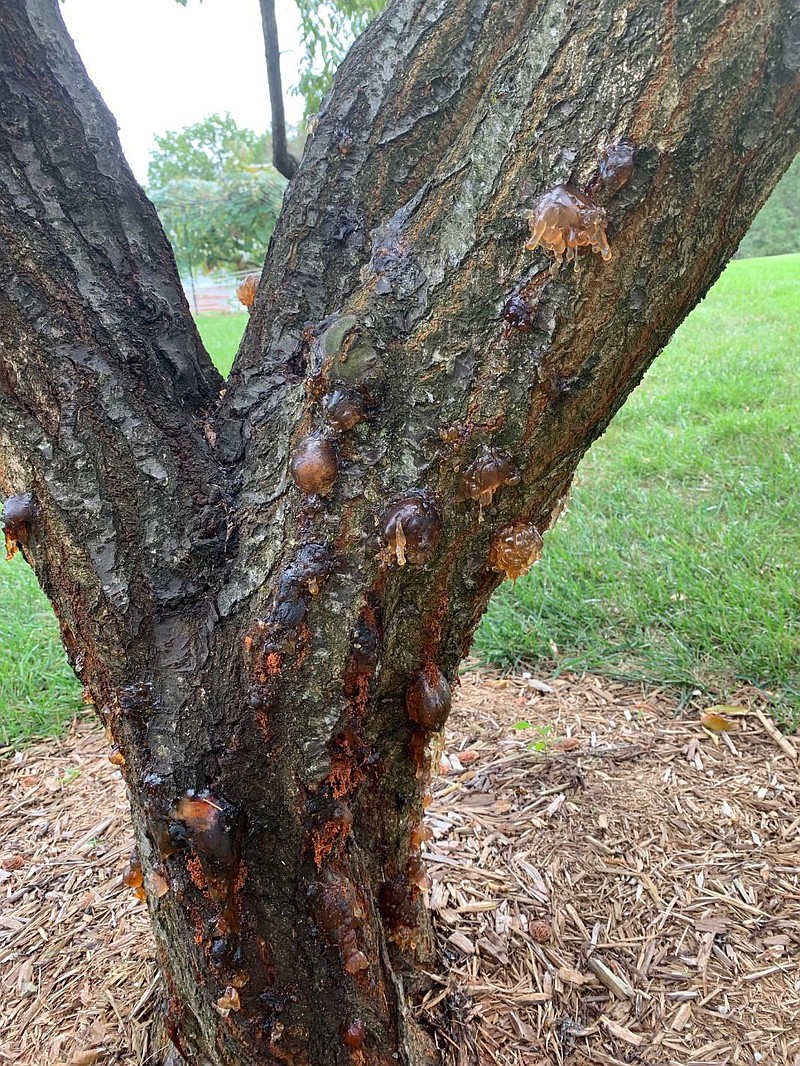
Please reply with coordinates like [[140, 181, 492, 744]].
[[259, 0, 299, 180], [0, 0, 226, 703], [219, 0, 800, 738]]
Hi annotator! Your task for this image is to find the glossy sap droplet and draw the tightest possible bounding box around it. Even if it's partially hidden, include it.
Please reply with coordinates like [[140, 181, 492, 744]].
[[596, 137, 635, 197], [122, 849, 143, 889], [407, 855, 432, 892], [321, 387, 365, 432], [409, 823, 433, 849], [489, 521, 543, 581], [290, 434, 339, 496], [406, 667, 451, 732], [380, 490, 442, 567], [526, 184, 611, 265], [147, 866, 170, 899], [311, 871, 362, 940], [3, 493, 33, 561], [379, 875, 419, 950], [170, 790, 237, 867], [456, 447, 520, 507], [236, 273, 259, 310], [2, 493, 33, 527], [502, 293, 534, 331], [310, 871, 371, 975], [343, 1019, 366, 1050], [216, 985, 241, 1015], [343, 948, 369, 974]]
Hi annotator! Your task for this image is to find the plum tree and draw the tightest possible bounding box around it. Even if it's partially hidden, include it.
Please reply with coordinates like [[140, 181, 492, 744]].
[[0, 0, 797, 1063]]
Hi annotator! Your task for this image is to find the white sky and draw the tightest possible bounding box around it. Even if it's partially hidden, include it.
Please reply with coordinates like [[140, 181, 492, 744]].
[[60, 0, 305, 183]]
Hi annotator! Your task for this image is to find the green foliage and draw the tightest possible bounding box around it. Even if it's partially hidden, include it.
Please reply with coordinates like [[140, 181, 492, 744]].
[[294, 0, 387, 117], [147, 113, 287, 277], [513, 721, 555, 752], [736, 156, 800, 259], [150, 170, 285, 274], [477, 254, 800, 728], [147, 113, 269, 188]]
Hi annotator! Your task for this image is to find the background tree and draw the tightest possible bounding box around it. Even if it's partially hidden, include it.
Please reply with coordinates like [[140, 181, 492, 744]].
[[736, 155, 800, 257], [146, 114, 293, 280], [150, 169, 286, 275], [0, 1, 797, 1065], [294, 0, 387, 117], [147, 112, 272, 187]]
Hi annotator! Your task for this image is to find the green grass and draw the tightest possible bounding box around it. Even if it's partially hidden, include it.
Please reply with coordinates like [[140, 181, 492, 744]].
[[476, 253, 800, 727], [1, 258, 797, 743], [0, 555, 84, 745], [196, 313, 247, 377]]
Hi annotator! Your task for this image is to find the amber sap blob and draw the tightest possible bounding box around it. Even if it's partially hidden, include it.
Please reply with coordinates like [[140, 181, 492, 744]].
[[596, 137, 635, 197], [526, 184, 611, 266], [2, 493, 33, 561], [343, 1019, 366, 1049], [489, 521, 543, 580], [406, 667, 451, 732], [322, 388, 365, 432], [380, 490, 442, 566], [236, 274, 259, 310], [290, 434, 339, 496], [502, 293, 534, 331], [170, 791, 237, 867], [457, 447, 520, 507]]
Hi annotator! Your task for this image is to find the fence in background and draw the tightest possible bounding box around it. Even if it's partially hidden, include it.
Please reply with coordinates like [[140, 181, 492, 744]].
[[181, 270, 257, 315]]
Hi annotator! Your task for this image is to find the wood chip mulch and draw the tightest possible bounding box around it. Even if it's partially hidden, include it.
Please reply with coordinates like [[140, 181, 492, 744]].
[[1, 672, 798, 1066]]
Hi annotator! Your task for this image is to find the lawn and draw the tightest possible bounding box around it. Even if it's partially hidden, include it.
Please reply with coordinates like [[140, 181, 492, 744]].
[[0, 554, 86, 745], [478, 253, 800, 724], [1, 255, 797, 743], [195, 314, 247, 378]]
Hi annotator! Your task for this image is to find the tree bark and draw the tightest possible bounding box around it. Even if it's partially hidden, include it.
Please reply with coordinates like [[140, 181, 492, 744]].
[[1, 0, 798, 1064]]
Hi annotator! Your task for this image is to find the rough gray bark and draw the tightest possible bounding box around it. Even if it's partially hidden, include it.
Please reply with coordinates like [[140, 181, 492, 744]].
[[1, 0, 798, 1063]]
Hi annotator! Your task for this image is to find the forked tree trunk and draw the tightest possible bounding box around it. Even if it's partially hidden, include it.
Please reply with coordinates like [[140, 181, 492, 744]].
[[1, 0, 797, 1063]]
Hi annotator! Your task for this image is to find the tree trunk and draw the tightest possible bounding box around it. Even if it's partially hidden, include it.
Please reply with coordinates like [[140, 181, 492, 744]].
[[1, 0, 797, 1063]]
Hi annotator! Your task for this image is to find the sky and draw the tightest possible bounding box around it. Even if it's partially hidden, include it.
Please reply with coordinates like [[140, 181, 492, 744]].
[[60, 0, 305, 183]]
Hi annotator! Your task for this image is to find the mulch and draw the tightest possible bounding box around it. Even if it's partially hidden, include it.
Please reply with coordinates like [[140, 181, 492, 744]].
[[1, 671, 798, 1066]]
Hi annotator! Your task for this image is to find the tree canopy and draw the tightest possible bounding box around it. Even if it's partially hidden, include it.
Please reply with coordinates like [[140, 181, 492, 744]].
[[147, 113, 270, 187], [295, 0, 387, 116], [149, 169, 286, 275]]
